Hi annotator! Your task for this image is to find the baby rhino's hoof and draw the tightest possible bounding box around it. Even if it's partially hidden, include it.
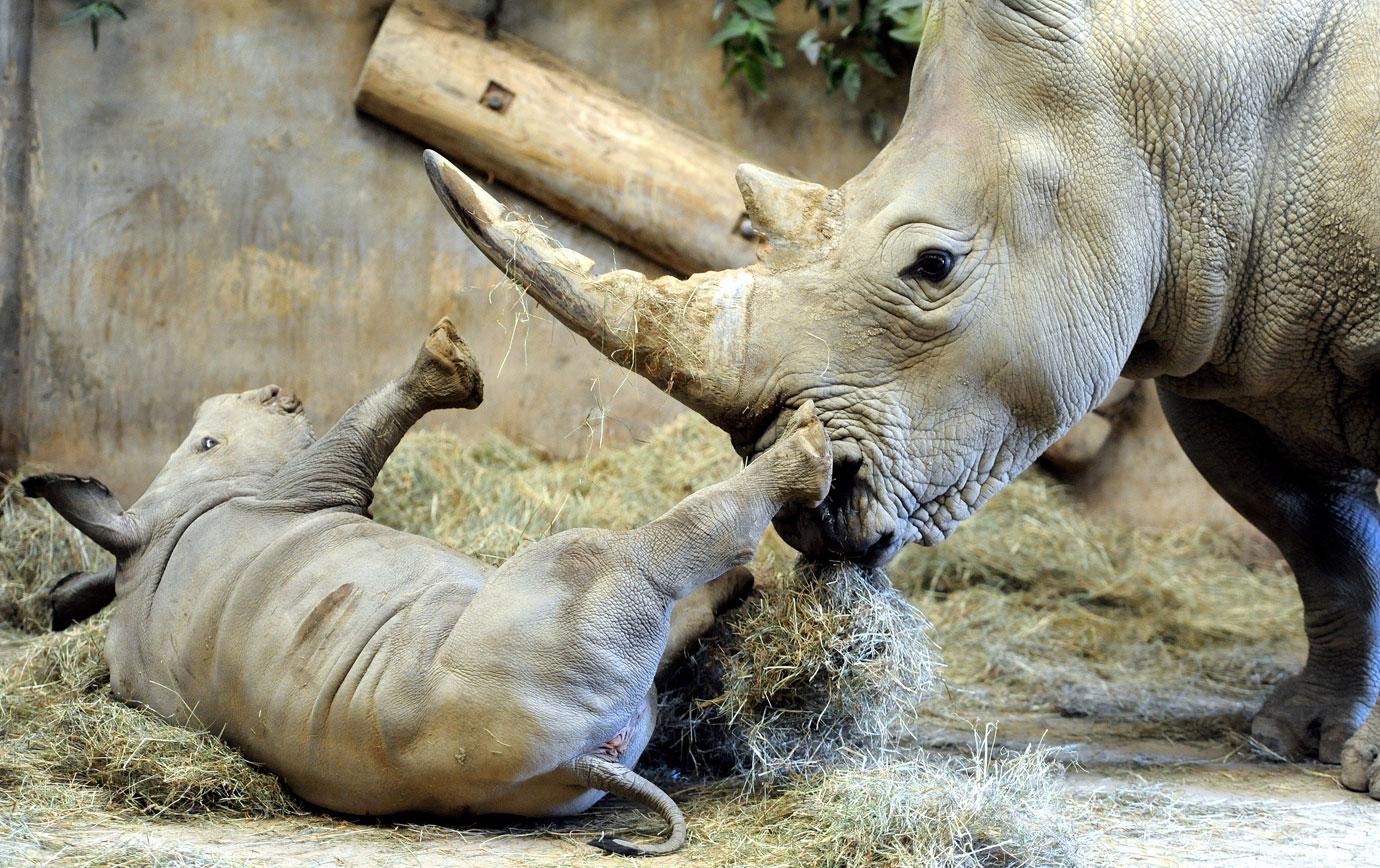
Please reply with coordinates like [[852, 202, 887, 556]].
[[772, 400, 832, 507], [412, 317, 484, 409]]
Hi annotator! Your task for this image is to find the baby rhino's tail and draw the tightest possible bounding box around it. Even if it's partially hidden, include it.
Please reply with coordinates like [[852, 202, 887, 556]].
[[563, 755, 687, 857]]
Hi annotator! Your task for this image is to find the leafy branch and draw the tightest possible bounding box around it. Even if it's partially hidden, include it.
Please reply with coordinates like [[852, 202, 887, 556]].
[[60, 2, 128, 52], [712, 0, 927, 139]]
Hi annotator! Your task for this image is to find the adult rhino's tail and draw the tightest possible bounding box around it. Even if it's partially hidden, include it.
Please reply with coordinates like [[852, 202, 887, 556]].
[[564, 755, 686, 857]]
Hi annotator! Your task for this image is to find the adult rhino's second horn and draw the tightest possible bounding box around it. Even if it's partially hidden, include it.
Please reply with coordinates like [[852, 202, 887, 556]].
[[423, 150, 760, 430]]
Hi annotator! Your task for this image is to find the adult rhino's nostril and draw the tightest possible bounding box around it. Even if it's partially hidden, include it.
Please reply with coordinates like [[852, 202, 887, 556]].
[[263, 385, 281, 401], [827, 451, 864, 509], [862, 531, 895, 564]]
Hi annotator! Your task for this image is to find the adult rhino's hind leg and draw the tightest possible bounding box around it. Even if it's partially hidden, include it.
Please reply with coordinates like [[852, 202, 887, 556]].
[[1160, 391, 1380, 766]]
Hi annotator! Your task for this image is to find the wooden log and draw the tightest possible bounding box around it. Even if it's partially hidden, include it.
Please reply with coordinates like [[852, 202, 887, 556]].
[[355, 0, 759, 275]]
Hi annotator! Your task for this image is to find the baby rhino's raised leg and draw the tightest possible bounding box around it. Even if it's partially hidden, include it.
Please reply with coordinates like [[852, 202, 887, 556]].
[[659, 567, 753, 677], [261, 318, 483, 510], [634, 401, 832, 601]]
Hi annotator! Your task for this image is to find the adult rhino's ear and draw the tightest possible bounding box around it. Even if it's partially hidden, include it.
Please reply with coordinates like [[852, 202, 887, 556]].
[[22, 474, 141, 557], [50, 565, 118, 631]]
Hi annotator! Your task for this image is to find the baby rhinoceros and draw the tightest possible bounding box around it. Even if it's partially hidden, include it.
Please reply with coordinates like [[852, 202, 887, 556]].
[[26, 318, 833, 855]]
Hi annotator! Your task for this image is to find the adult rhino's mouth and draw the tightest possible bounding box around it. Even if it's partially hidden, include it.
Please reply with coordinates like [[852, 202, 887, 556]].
[[762, 417, 1020, 566]]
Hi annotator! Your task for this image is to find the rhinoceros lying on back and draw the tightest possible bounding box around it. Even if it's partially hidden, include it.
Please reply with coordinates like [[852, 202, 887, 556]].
[[26, 318, 833, 855]]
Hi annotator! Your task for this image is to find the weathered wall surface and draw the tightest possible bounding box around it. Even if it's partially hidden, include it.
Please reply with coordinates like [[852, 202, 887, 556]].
[[13, 0, 1258, 547], [17, 0, 906, 501]]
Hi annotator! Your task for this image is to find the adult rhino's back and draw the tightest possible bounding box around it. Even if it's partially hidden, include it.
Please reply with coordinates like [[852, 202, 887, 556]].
[[114, 500, 489, 812]]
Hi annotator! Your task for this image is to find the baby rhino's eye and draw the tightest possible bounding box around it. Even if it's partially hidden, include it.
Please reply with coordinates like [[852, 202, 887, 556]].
[[197, 436, 220, 453]]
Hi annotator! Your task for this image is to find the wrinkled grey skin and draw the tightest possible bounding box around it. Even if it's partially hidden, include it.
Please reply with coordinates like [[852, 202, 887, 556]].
[[26, 319, 833, 854], [423, 0, 1380, 795]]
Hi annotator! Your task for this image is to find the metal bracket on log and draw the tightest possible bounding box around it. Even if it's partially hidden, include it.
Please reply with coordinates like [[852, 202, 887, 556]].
[[355, 0, 761, 275]]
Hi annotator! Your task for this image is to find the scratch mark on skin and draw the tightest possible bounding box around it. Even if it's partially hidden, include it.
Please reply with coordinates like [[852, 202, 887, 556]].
[[295, 583, 356, 645], [484, 727, 513, 748]]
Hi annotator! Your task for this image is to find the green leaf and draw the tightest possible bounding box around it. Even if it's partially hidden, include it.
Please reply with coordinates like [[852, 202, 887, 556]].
[[842, 61, 862, 102], [710, 13, 753, 45], [61, 2, 127, 51], [745, 19, 773, 50], [889, 7, 927, 44], [868, 109, 889, 144], [742, 54, 768, 96], [60, 2, 126, 24], [798, 29, 822, 65], [860, 47, 895, 77], [737, 0, 777, 22]]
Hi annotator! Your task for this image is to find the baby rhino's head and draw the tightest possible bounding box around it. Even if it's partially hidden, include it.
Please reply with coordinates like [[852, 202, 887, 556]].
[[23, 383, 315, 569], [143, 384, 315, 498]]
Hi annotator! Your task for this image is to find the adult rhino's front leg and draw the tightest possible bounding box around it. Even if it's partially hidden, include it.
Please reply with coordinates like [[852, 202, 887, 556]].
[[1161, 392, 1380, 771]]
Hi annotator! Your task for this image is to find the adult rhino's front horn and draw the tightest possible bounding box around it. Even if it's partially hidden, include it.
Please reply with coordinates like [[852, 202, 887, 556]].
[[424, 150, 820, 433]]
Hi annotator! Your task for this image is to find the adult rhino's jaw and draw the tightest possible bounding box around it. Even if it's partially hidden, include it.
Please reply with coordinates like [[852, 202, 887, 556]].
[[423, 150, 767, 433]]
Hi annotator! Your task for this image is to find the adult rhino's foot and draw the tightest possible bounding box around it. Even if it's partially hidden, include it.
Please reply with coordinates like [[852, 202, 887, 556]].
[[762, 400, 832, 508], [1251, 669, 1377, 763], [1341, 713, 1380, 797], [409, 317, 484, 409]]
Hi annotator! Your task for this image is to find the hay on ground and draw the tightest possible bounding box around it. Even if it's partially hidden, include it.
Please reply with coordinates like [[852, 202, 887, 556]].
[[690, 733, 1086, 867], [886, 470, 1300, 725], [0, 617, 300, 820]]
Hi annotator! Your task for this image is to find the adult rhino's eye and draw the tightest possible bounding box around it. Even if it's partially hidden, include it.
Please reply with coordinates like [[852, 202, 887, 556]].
[[197, 436, 219, 453], [901, 248, 955, 284]]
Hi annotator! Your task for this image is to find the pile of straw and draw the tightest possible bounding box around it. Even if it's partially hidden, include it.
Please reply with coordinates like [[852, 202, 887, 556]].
[[653, 558, 942, 782]]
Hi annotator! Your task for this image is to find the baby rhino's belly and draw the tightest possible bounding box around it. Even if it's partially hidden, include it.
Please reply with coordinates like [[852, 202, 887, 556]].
[[150, 515, 487, 811], [137, 510, 656, 819]]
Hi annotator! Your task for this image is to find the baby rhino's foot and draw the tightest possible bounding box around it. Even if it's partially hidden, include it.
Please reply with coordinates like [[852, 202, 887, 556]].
[[409, 317, 484, 409], [765, 400, 832, 507]]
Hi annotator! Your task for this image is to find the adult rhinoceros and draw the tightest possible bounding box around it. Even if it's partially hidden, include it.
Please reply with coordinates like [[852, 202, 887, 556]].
[[423, 0, 1380, 796]]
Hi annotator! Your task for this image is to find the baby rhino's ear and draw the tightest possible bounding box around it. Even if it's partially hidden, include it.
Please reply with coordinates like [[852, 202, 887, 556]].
[[22, 474, 141, 557]]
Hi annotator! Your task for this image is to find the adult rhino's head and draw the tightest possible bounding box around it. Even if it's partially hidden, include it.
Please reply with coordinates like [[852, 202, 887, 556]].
[[427, 0, 1162, 565], [26, 385, 313, 560]]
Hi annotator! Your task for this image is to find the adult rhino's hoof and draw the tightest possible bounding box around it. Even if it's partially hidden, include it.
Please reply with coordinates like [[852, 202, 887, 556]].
[[1250, 672, 1374, 763], [1340, 720, 1380, 797], [410, 316, 484, 409]]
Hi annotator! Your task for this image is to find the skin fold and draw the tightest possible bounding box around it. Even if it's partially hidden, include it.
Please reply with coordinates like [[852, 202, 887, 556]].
[[26, 319, 833, 855], [424, 1, 1380, 796]]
